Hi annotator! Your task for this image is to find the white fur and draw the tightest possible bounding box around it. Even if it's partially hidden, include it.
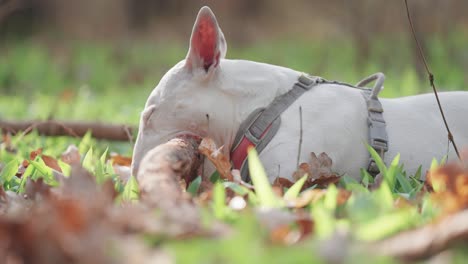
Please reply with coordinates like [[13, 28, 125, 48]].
[[131, 7, 468, 181]]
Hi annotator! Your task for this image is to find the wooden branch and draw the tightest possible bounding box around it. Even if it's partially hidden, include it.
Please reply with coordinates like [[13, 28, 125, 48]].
[[136, 137, 202, 208], [404, 0, 460, 159], [0, 120, 135, 141], [373, 209, 468, 261]]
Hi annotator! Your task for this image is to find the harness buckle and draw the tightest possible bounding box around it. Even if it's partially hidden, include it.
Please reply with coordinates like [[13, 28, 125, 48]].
[[371, 139, 389, 153], [298, 74, 315, 86], [368, 118, 388, 150], [367, 159, 380, 176]]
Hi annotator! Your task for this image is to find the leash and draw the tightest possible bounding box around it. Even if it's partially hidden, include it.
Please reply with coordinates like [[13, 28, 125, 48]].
[[230, 73, 388, 181]]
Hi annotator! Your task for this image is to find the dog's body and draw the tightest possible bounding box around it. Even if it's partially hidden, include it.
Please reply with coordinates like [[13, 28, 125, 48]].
[[131, 7, 468, 181]]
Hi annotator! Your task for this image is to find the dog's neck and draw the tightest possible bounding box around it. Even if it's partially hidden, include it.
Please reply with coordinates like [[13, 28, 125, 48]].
[[211, 59, 301, 151]]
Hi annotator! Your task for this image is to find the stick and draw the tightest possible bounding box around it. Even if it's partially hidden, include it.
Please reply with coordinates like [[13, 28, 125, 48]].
[[373, 209, 468, 261], [0, 120, 135, 141], [297, 106, 303, 168], [404, 0, 460, 159], [136, 137, 202, 208]]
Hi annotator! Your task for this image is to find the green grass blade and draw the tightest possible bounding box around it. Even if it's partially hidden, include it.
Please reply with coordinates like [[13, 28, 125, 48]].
[[365, 144, 387, 176], [122, 175, 139, 202], [385, 154, 400, 191], [247, 148, 283, 208], [58, 160, 71, 177], [78, 130, 93, 155], [213, 181, 227, 219], [376, 181, 394, 209], [283, 174, 307, 200], [360, 168, 373, 188], [187, 175, 202, 196], [210, 171, 220, 183], [82, 147, 94, 172], [413, 165, 422, 180], [324, 184, 338, 211], [0, 159, 19, 185], [100, 147, 108, 165], [430, 158, 439, 171], [312, 204, 335, 239], [356, 208, 417, 241], [224, 182, 251, 196], [396, 172, 413, 194]]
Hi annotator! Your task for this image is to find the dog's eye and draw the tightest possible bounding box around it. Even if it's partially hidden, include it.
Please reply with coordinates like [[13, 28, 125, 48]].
[[141, 105, 157, 128]]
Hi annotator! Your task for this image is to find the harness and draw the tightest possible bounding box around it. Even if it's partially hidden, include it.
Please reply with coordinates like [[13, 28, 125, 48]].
[[230, 73, 389, 181]]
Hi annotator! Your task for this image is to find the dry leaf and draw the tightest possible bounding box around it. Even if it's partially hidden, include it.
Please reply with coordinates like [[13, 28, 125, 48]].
[[292, 152, 341, 189], [30, 148, 43, 160], [309, 175, 341, 188], [394, 196, 413, 209], [29, 148, 62, 172], [112, 164, 132, 183], [427, 163, 468, 215], [2, 133, 15, 153], [286, 188, 351, 208], [61, 145, 81, 165], [199, 138, 233, 181], [110, 153, 132, 166], [336, 189, 352, 206], [269, 225, 301, 245], [287, 189, 326, 208], [273, 177, 293, 189], [296, 217, 314, 240], [292, 163, 311, 181]]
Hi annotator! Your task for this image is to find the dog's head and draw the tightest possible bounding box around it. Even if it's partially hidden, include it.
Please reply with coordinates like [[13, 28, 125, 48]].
[[131, 6, 231, 176]]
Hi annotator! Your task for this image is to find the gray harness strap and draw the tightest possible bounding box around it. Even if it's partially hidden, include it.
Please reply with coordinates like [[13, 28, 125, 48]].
[[357, 73, 388, 177], [232, 72, 388, 181], [232, 74, 323, 180]]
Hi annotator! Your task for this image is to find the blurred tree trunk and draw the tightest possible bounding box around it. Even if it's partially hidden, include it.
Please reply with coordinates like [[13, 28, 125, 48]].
[[41, 0, 129, 40], [407, 0, 429, 79]]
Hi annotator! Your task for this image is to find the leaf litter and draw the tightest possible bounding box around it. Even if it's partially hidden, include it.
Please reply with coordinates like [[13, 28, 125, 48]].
[[1, 135, 468, 262]]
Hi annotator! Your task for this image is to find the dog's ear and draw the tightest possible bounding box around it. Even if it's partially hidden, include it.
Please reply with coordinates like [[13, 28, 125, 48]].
[[186, 6, 227, 73]]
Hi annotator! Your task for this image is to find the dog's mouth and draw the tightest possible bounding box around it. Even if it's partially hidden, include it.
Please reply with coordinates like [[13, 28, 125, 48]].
[[173, 131, 203, 142]]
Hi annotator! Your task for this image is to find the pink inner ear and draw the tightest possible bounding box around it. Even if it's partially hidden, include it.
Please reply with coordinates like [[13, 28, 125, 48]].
[[192, 16, 219, 71]]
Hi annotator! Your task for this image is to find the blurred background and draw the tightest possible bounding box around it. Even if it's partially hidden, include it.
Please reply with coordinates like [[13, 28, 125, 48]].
[[1, 0, 467, 124]]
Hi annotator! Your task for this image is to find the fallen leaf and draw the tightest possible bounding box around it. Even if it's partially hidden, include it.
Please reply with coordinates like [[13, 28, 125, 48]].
[[30, 148, 43, 160], [427, 162, 468, 215], [286, 189, 326, 208], [61, 145, 81, 165], [113, 164, 131, 183], [286, 188, 351, 208], [336, 189, 352, 205], [42, 155, 62, 172], [292, 152, 341, 189], [110, 153, 132, 166], [292, 163, 310, 181], [2, 133, 15, 153], [29, 148, 62, 172], [296, 217, 314, 240], [199, 138, 233, 181], [269, 225, 301, 245], [309, 175, 341, 188], [273, 177, 295, 190]]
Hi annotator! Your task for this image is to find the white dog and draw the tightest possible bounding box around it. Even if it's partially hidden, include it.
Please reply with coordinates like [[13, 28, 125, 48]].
[[132, 6, 468, 182]]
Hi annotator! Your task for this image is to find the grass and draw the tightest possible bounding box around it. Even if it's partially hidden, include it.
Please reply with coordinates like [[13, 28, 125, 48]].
[[1, 33, 468, 262], [1, 33, 467, 124], [1, 130, 464, 263]]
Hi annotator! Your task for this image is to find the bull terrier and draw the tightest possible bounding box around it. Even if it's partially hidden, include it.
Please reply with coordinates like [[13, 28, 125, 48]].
[[132, 6, 468, 182]]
